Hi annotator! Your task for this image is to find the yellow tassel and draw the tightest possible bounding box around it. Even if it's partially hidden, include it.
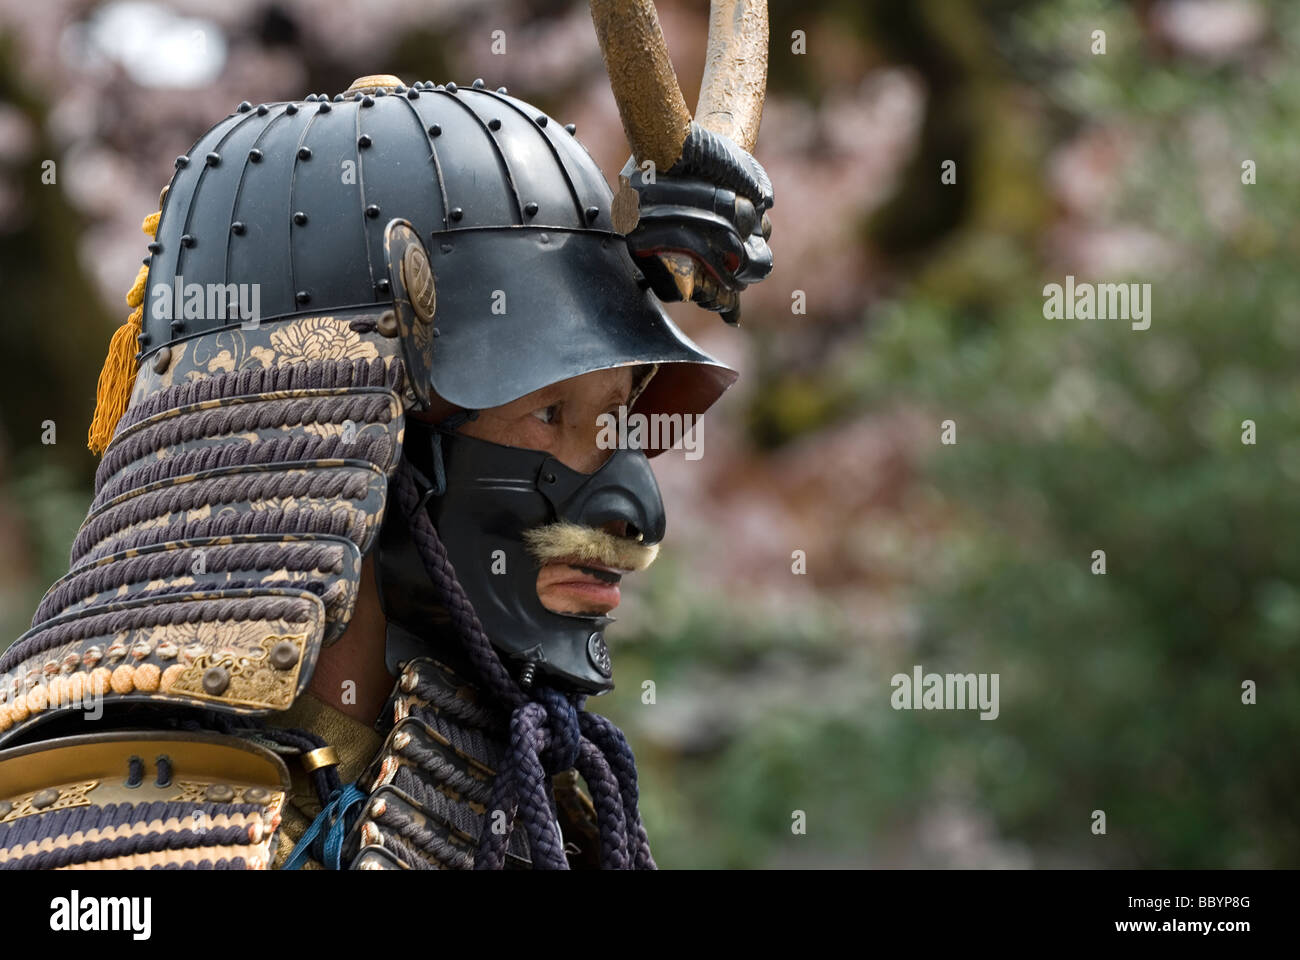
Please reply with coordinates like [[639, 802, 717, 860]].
[[87, 213, 161, 455]]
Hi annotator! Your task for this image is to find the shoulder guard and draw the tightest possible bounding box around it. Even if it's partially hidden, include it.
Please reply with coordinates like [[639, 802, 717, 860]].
[[0, 729, 290, 869], [0, 315, 413, 750]]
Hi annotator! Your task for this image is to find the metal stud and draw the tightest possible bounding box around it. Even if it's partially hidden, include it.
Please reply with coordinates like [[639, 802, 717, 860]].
[[269, 640, 299, 670], [449, 207, 463, 222], [535, 115, 547, 127], [142, 255, 150, 265], [428, 123, 442, 137], [170, 319, 185, 332], [243, 787, 271, 805], [202, 666, 229, 695], [147, 241, 162, 253], [524, 201, 539, 217], [585, 205, 600, 222], [375, 278, 390, 294], [357, 134, 372, 149], [497, 86, 508, 94], [445, 82, 458, 93], [333, 93, 344, 102], [231, 221, 245, 235], [488, 118, 501, 131], [248, 148, 263, 162], [305, 94, 318, 102], [407, 89, 419, 99], [205, 152, 220, 167], [237, 101, 252, 113], [394, 84, 406, 93], [298, 146, 312, 161], [204, 784, 235, 803], [361, 95, 374, 107], [293, 211, 308, 225], [152, 347, 171, 374], [285, 103, 299, 115], [564, 123, 576, 135], [296, 291, 311, 304], [180, 234, 195, 247], [318, 102, 331, 114], [365, 204, 380, 218], [257, 103, 269, 115], [353, 92, 363, 101], [175, 155, 189, 168], [137, 331, 150, 346]]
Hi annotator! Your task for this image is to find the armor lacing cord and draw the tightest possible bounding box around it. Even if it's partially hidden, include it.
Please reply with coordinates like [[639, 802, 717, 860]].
[[393, 459, 656, 870], [185, 714, 361, 870]]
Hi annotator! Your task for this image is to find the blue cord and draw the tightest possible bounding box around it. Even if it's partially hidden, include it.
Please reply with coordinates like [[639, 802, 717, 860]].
[[283, 781, 368, 870]]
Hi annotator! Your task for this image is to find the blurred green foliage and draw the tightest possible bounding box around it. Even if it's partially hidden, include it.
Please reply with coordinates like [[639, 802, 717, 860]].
[[602, 0, 1299, 867]]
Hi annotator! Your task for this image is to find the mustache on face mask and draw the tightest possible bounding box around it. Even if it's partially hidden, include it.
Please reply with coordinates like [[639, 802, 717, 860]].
[[522, 521, 660, 572]]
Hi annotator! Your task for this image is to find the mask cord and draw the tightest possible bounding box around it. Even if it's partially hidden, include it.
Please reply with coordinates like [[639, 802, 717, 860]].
[[427, 408, 477, 496]]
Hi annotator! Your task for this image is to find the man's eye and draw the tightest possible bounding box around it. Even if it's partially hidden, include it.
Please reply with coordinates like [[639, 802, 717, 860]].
[[531, 404, 560, 425]]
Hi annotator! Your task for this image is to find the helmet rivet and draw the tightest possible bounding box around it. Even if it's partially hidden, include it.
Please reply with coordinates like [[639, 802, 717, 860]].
[[296, 291, 311, 305], [428, 123, 442, 138], [524, 201, 539, 217], [248, 148, 263, 162], [472, 78, 485, 89], [407, 89, 419, 99], [366, 204, 380, 218], [564, 123, 576, 135], [231, 221, 245, 236], [361, 95, 374, 107], [445, 82, 458, 93], [353, 92, 363, 101], [285, 103, 299, 115], [535, 115, 547, 127], [297, 146, 312, 161], [497, 86, 508, 94], [357, 134, 371, 149], [318, 102, 331, 114], [180, 234, 195, 248], [306, 94, 318, 102], [488, 118, 501, 131], [237, 101, 252, 113], [170, 319, 185, 332], [175, 154, 189, 168], [394, 83, 406, 93], [205, 152, 220, 167], [544, 472, 556, 483], [293, 211, 308, 226], [431, 327, 440, 337], [153, 347, 172, 374], [449, 207, 464, 222], [585, 205, 599, 222], [147, 240, 162, 253], [375, 278, 390, 294], [332, 93, 344, 102], [256, 103, 269, 115]]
